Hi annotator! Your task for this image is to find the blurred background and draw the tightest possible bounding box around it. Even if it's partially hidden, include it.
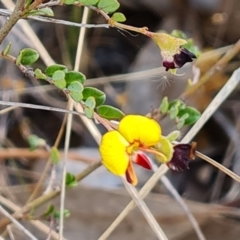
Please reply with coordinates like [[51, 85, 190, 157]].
[[1, 0, 240, 239]]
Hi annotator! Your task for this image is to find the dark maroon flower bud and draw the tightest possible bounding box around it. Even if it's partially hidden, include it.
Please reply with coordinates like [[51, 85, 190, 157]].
[[173, 48, 196, 68], [167, 142, 196, 172], [162, 48, 196, 71]]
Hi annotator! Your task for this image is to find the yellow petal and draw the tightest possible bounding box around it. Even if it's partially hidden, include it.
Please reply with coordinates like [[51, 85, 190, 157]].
[[119, 115, 161, 147], [100, 130, 129, 176]]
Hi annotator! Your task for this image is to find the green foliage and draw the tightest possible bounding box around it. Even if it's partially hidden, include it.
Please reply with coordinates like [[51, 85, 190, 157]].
[[45, 64, 68, 77], [66, 172, 78, 187], [166, 130, 180, 142], [27, 7, 54, 17], [85, 96, 96, 109], [171, 30, 201, 57], [43, 204, 55, 217], [82, 87, 106, 106], [84, 107, 94, 118], [27, 134, 46, 151], [53, 209, 70, 219], [178, 107, 201, 125], [35, 68, 47, 80], [111, 12, 126, 22], [16, 48, 39, 66], [63, 0, 76, 4], [50, 147, 60, 164], [97, 105, 125, 120], [98, 0, 120, 13], [43, 205, 70, 219], [159, 97, 201, 129], [52, 70, 66, 89], [3, 42, 11, 56], [65, 71, 86, 85], [78, 0, 99, 5]]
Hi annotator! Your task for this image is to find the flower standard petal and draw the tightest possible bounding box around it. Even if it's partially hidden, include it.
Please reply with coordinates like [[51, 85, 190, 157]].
[[119, 115, 161, 147], [100, 130, 129, 176]]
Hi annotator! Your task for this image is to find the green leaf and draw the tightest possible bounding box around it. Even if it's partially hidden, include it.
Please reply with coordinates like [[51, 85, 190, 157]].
[[43, 205, 55, 217], [16, 48, 39, 65], [27, 134, 46, 151], [3, 42, 11, 56], [64, 0, 75, 4], [45, 64, 67, 77], [35, 68, 47, 80], [52, 70, 66, 89], [53, 209, 70, 219], [97, 105, 124, 120], [28, 7, 54, 17], [111, 12, 126, 22], [85, 96, 96, 109], [159, 96, 169, 114], [177, 113, 189, 129], [67, 81, 84, 92], [66, 172, 78, 187], [169, 105, 179, 119], [78, 0, 99, 5], [166, 130, 180, 142], [98, 0, 120, 13], [67, 81, 84, 102], [178, 107, 201, 125], [50, 147, 60, 164], [168, 99, 185, 111], [69, 92, 83, 102], [82, 87, 106, 106], [65, 71, 86, 85], [84, 107, 94, 118]]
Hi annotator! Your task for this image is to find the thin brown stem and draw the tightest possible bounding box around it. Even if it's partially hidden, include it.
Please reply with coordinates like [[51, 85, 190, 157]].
[[0, 0, 25, 44]]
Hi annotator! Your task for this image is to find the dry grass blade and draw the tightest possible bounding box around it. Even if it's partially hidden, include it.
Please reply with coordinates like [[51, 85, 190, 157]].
[[160, 175, 206, 240], [0, 205, 37, 240], [122, 177, 168, 240], [196, 151, 240, 183]]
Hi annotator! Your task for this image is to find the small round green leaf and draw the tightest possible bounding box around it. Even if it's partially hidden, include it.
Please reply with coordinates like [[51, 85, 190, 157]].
[[53, 209, 70, 219], [84, 107, 94, 118], [78, 0, 99, 5], [28, 7, 54, 17], [111, 12, 126, 22], [52, 70, 66, 89], [17, 48, 39, 65], [82, 87, 106, 106], [45, 64, 67, 77], [27, 134, 46, 151], [98, 0, 120, 13], [67, 81, 84, 93], [66, 172, 78, 187], [64, 0, 75, 4], [97, 105, 124, 120], [69, 92, 83, 102], [35, 68, 47, 80], [65, 71, 86, 85], [169, 106, 179, 119], [85, 96, 96, 109], [50, 147, 60, 164], [159, 96, 169, 114], [178, 107, 201, 125]]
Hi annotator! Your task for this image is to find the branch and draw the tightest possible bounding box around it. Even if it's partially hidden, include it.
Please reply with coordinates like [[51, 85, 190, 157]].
[[0, 0, 25, 44]]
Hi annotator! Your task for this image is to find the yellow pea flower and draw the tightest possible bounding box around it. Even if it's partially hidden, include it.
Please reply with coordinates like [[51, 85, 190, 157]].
[[99, 115, 161, 186]]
